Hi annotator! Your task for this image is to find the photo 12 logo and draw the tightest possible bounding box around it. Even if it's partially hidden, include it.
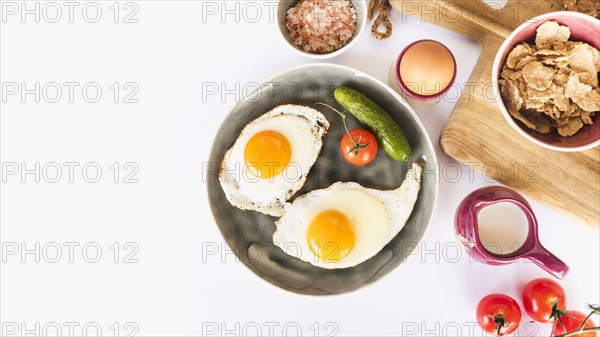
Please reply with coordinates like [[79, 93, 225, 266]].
[[400, 320, 541, 337], [202, 321, 339, 337], [200, 79, 515, 106], [201, 1, 279, 24], [1, 241, 140, 264], [200, 81, 339, 104], [1, 2, 140, 24], [1, 162, 140, 184], [1, 321, 139, 337], [1, 82, 140, 104], [201, 160, 539, 186], [396, 1, 540, 25]]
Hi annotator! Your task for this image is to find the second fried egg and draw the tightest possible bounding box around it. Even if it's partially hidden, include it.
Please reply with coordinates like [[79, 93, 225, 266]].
[[273, 162, 423, 269]]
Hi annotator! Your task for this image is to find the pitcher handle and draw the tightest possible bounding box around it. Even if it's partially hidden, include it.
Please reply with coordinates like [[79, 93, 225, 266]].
[[527, 245, 569, 280]]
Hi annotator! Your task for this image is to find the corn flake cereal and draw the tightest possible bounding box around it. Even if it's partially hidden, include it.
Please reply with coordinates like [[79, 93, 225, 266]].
[[500, 21, 600, 137]]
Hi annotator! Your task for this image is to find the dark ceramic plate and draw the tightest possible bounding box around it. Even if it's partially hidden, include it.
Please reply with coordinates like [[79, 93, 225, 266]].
[[207, 64, 438, 295]]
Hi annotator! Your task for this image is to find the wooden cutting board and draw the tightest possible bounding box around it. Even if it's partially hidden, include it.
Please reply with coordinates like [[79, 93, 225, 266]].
[[390, 0, 600, 229]]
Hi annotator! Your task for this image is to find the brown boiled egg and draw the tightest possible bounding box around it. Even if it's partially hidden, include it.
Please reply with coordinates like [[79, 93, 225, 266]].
[[399, 40, 456, 97]]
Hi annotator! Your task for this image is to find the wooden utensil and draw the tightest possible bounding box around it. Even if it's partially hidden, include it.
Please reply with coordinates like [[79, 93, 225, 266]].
[[390, 0, 600, 229]]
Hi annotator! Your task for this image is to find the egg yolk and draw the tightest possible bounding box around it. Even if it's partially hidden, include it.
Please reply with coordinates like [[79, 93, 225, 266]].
[[307, 210, 355, 262], [244, 131, 292, 179]]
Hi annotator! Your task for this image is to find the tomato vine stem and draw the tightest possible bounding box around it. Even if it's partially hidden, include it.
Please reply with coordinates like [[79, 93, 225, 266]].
[[315, 102, 370, 154], [493, 313, 506, 337], [550, 303, 600, 337], [552, 327, 600, 337]]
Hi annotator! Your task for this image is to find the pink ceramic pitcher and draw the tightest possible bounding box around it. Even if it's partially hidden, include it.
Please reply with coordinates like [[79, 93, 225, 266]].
[[455, 186, 569, 279]]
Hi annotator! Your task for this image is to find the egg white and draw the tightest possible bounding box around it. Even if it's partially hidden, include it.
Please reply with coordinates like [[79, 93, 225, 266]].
[[219, 105, 329, 217], [273, 162, 423, 269]]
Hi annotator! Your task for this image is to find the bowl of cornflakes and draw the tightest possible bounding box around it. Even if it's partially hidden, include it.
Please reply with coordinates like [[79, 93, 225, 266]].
[[493, 11, 600, 151]]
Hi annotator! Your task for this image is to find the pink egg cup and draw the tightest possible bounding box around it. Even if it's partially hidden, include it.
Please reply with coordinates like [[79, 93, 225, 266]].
[[492, 12, 600, 151], [388, 39, 457, 108], [455, 186, 569, 279]]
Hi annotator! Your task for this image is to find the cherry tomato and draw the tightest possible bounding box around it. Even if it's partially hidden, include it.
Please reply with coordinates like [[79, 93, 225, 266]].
[[553, 311, 597, 337], [476, 294, 522, 336], [522, 278, 567, 322], [340, 128, 378, 166]]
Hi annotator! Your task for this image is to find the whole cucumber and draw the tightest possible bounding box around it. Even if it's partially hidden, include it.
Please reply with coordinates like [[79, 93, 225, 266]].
[[334, 87, 412, 161]]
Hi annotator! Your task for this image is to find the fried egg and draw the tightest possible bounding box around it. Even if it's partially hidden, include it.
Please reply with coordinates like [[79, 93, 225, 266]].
[[273, 162, 423, 269], [219, 105, 329, 217]]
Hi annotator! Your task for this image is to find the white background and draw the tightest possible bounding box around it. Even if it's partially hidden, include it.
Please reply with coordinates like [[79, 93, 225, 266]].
[[1, 1, 599, 336]]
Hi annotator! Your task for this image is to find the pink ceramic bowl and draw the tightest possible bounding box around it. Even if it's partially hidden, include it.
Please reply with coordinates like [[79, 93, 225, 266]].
[[492, 11, 600, 152]]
